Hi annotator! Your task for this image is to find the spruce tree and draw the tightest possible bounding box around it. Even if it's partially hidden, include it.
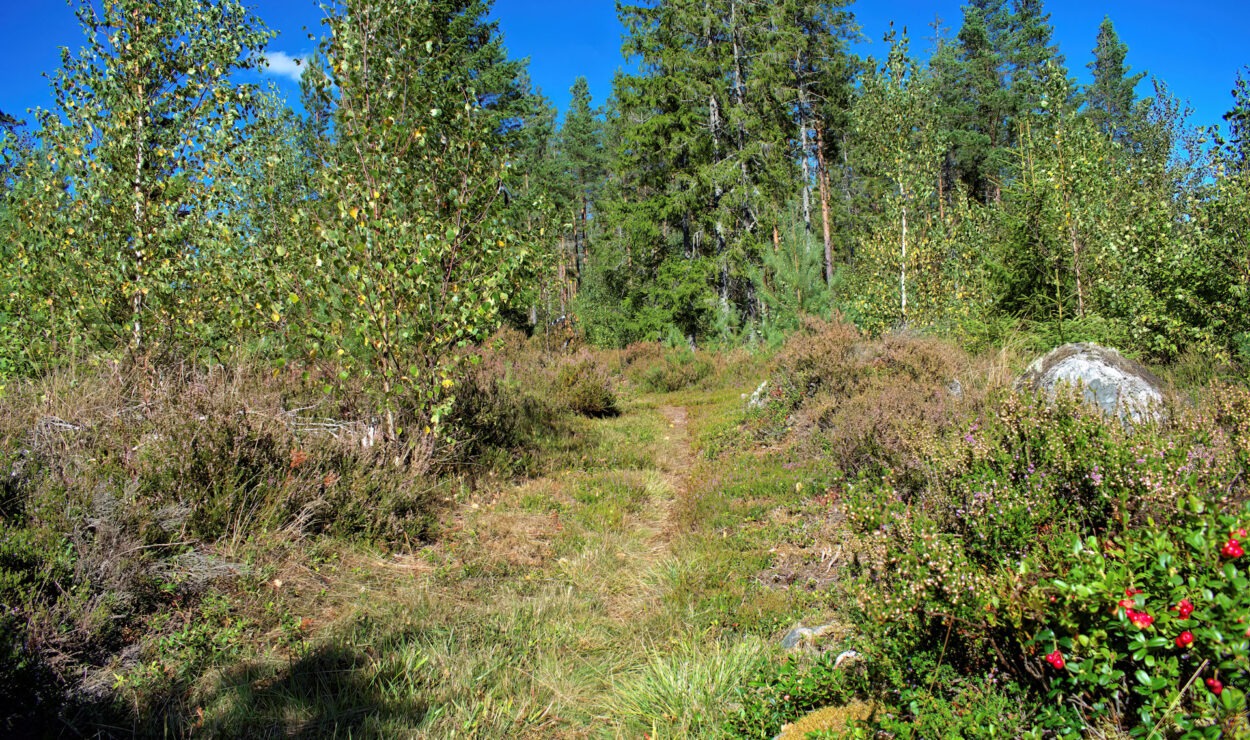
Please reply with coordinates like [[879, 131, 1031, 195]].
[[597, 0, 857, 344], [1008, 0, 1067, 117], [1085, 16, 1145, 145], [562, 77, 607, 289], [1225, 68, 1250, 173]]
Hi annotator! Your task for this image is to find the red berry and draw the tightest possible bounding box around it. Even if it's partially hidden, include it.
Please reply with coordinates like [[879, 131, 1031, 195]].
[[1238, 528, 1247, 537], [1175, 599, 1195, 619], [1206, 677, 1224, 695], [1221, 539, 1243, 558], [1175, 631, 1194, 648], [1045, 649, 1065, 670], [1118, 598, 1135, 609], [1127, 609, 1155, 629], [1124, 588, 1142, 597]]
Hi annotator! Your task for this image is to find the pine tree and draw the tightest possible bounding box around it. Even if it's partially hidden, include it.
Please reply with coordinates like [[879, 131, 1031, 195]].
[[768, 0, 859, 288], [940, 1, 1014, 202], [1085, 16, 1145, 145], [935, 0, 1065, 203]]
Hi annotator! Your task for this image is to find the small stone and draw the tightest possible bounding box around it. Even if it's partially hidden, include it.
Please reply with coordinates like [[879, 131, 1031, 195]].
[[780, 623, 838, 651]]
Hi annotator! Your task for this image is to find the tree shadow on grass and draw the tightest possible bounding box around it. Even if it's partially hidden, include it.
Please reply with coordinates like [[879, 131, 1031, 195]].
[[192, 641, 431, 739], [7, 637, 436, 738]]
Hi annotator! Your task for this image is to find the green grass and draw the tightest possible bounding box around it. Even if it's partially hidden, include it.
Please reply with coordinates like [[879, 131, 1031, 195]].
[[184, 361, 820, 737], [6, 344, 859, 738]]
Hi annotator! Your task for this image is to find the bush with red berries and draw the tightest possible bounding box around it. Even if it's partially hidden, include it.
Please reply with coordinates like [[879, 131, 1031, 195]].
[[836, 385, 1250, 736], [1030, 500, 1250, 736]]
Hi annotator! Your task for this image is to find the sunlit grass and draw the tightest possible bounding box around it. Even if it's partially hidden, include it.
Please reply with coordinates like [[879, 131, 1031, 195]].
[[35, 347, 835, 738]]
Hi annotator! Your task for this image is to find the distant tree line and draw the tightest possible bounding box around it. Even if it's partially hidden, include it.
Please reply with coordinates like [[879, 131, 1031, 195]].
[[2, 0, 1250, 410], [574, 0, 1250, 361]]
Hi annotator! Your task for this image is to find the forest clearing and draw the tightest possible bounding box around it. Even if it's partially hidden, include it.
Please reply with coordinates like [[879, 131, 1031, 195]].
[[3, 0, 1250, 737]]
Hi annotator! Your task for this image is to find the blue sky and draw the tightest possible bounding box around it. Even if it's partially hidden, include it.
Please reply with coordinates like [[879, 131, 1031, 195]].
[[1, 1, 1246, 133]]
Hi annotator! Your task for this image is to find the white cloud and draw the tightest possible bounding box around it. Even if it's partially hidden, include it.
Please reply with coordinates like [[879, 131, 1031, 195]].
[[259, 51, 305, 83]]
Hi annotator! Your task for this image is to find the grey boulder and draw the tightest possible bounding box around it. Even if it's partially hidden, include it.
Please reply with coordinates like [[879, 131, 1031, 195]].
[[1016, 343, 1164, 423]]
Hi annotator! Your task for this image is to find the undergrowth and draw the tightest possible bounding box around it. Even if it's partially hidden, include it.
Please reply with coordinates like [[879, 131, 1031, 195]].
[[7, 320, 1250, 738], [730, 319, 1250, 738]]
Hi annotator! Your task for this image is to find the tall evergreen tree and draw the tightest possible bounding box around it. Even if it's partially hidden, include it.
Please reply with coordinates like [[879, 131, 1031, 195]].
[[769, 0, 859, 287], [592, 0, 857, 344], [506, 75, 568, 324], [562, 77, 607, 289], [935, 0, 1064, 202], [1008, 0, 1066, 116], [1225, 68, 1250, 173], [939, 1, 1014, 201], [1085, 16, 1145, 145]]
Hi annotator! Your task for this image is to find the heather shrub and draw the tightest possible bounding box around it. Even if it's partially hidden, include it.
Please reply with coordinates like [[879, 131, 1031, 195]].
[[455, 329, 617, 430], [450, 330, 555, 459], [772, 316, 861, 403], [554, 350, 619, 417], [763, 320, 985, 483], [629, 346, 715, 392], [621, 340, 667, 370], [0, 358, 459, 727]]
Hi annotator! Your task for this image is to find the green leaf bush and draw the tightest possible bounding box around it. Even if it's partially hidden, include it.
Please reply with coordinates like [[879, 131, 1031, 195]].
[[835, 384, 1250, 736]]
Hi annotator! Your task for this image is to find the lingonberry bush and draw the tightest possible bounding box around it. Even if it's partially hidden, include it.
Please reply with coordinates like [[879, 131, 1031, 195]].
[[837, 384, 1250, 736], [1031, 501, 1250, 736]]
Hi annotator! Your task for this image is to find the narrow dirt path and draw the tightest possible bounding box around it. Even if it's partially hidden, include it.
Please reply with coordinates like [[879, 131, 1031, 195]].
[[323, 398, 716, 736], [656, 404, 693, 541], [656, 405, 693, 492]]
